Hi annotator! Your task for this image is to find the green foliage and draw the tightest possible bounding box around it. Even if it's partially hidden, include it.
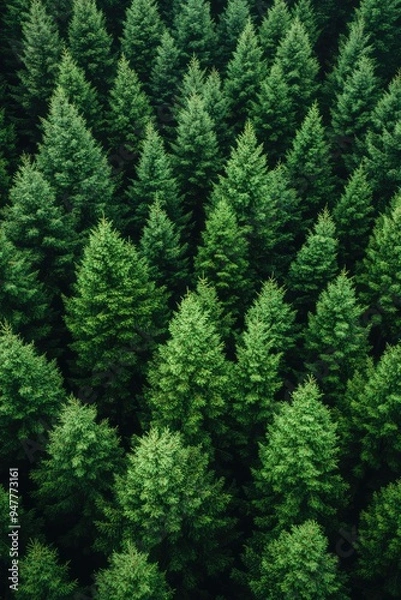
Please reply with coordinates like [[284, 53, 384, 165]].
[[202, 68, 230, 154], [18, 539, 77, 600], [31, 397, 123, 546], [172, 0, 218, 72], [146, 292, 230, 454], [35, 86, 114, 235], [253, 377, 347, 534], [121, 0, 165, 87], [291, 0, 320, 47], [0, 107, 16, 206], [250, 520, 349, 600], [195, 197, 251, 323], [258, 0, 291, 67], [217, 0, 251, 69], [350, 343, 401, 472], [192, 276, 235, 348], [287, 208, 339, 316], [357, 479, 401, 597], [149, 30, 181, 114], [305, 271, 370, 403], [0, 323, 65, 461]]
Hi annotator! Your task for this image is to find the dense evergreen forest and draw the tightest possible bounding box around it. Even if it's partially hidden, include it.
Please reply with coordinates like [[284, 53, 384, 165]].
[[1, 0, 401, 597]]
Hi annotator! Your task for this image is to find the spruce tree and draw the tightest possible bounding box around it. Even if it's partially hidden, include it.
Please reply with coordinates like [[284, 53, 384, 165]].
[[120, 0, 165, 88], [193, 276, 235, 349], [35, 86, 114, 236], [332, 165, 374, 268], [291, 0, 320, 47], [172, 0, 218, 72], [287, 208, 339, 317], [0, 323, 65, 462], [216, 0, 251, 70], [258, 0, 291, 67], [194, 197, 251, 324], [18, 540, 77, 600], [64, 218, 166, 423], [0, 108, 16, 207], [250, 520, 349, 600], [202, 68, 230, 155], [305, 271, 370, 403], [31, 397, 123, 548], [149, 31, 181, 122], [174, 55, 206, 113], [224, 19, 265, 138], [67, 0, 114, 102], [146, 292, 231, 455]]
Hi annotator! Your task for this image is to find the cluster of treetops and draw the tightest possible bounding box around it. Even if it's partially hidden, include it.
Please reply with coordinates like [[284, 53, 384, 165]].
[[1, 0, 401, 598]]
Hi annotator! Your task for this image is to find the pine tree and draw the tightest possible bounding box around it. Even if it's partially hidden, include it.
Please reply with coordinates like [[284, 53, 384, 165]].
[[125, 122, 184, 239], [95, 541, 173, 600], [18, 540, 77, 600], [15, 0, 62, 138], [258, 0, 291, 67], [103, 428, 233, 594], [357, 195, 401, 342], [0, 107, 17, 207], [64, 218, 166, 423], [35, 86, 114, 236], [332, 165, 374, 268], [0, 323, 65, 462], [120, 0, 165, 88], [250, 520, 349, 600], [330, 56, 379, 175], [287, 208, 339, 316], [224, 19, 265, 138], [193, 276, 235, 349], [292, 0, 320, 46], [253, 377, 347, 535], [31, 397, 123, 548], [357, 479, 401, 597], [350, 343, 401, 473], [174, 55, 206, 114], [149, 30, 181, 122], [194, 197, 251, 324], [56, 48, 102, 135], [305, 271, 370, 403], [172, 0, 218, 72], [67, 0, 114, 102], [146, 292, 231, 455], [216, 0, 251, 70], [284, 103, 336, 231], [202, 68, 230, 155]]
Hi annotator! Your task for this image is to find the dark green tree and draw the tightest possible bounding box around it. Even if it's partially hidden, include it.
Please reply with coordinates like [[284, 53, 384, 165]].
[[18, 540, 77, 600], [0, 107, 16, 207], [35, 86, 114, 236], [64, 218, 166, 422], [194, 197, 251, 324], [149, 31, 181, 122], [258, 0, 291, 67], [172, 0, 218, 72], [287, 208, 339, 316], [0, 323, 65, 462], [332, 165, 374, 267], [216, 0, 251, 70], [120, 0, 164, 88], [174, 55, 206, 114], [291, 0, 320, 47], [31, 397, 123, 548], [305, 271, 370, 403], [94, 541, 173, 600], [250, 520, 349, 600], [202, 68, 230, 155], [67, 0, 114, 102], [193, 276, 235, 349]]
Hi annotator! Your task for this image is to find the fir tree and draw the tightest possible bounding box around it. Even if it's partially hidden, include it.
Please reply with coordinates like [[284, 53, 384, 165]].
[[258, 0, 291, 67], [174, 55, 206, 114], [202, 68, 230, 155], [193, 276, 235, 349], [292, 0, 320, 47], [120, 0, 165, 88], [149, 31, 181, 123], [0, 107, 17, 207], [216, 0, 251, 70], [172, 0, 218, 72]]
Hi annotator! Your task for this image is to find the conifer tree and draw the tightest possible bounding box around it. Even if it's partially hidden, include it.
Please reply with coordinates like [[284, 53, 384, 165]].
[[224, 19, 265, 138], [125, 122, 184, 238], [287, 208, 339, 316], [258, 0, 291, 67], [172, 0, 218, 72], [357, 195, 401, 341], [0, 323, 65, 462], [146, 292, 230, 455], [95, 541, 173, 600], [0, 108, 16, 207], [149, 31, 181, 120], [64, 219, 166, 422], [357, 479, 401, 597], [2, 157, 77, 293], [202, 68, 230, 155], [120, 0, 165, 88], [193, 277, 235, 349], [194, 197, 251, 324], [284, 103, 336, 231], [216, 0, 251, 70], [35, 87, 114, 236], [18, 540, 77, 600], [16, 0, 62, 137], [253, 377, 347, 535], [350, 343, 401, 473], [174, 55, 206, 113], [67, 0, 113, 102], [56, 48, 102, 135], [31, 398, 123, 548], [332, 165, 374, 267], [106, 55, 153, 160], [305, 271, 370, 403], [250, 520, 349, 600], [330, 56, 379, 175]]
